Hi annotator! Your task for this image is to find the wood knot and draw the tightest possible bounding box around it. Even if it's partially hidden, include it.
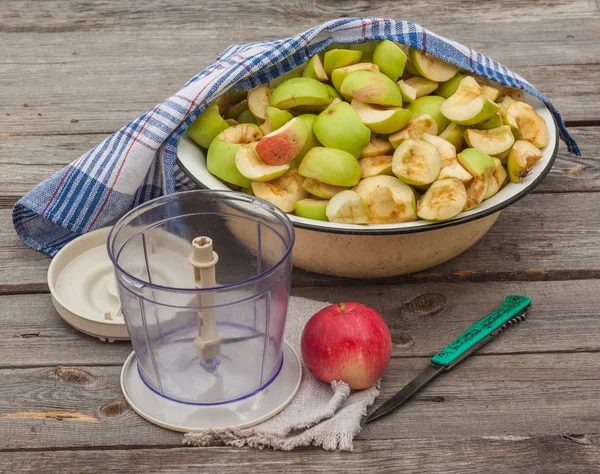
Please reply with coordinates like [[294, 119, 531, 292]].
[[432, 396, 446, 403], [406, 293, 446, 317], [100, 400, 128, 418], [50, 367, 97, 386], [390, 330, 414, 349]]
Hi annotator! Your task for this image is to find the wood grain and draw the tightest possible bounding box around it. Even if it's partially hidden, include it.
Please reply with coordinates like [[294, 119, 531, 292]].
[[0, 436, 598, 474], [2, 279, 600, 367], [0, 352, 598, 450]]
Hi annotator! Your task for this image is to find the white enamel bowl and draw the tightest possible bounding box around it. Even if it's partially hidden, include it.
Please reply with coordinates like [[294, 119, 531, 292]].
[[177, 95, 558, 278]]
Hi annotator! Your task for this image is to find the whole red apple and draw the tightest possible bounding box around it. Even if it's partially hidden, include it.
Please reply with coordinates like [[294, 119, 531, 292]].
[[300, 302, 392, 390]]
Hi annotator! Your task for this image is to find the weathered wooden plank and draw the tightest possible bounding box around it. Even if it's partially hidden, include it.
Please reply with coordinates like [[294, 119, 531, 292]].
[[2, 279, 600, 367], [0, 352, 598, 449], [3, 191, 600, 293], [1, 436, 598, 474], [0, 126, 597, 209]]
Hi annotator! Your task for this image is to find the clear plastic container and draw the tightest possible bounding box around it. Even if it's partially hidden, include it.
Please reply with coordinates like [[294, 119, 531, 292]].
[[107, 190, 295, 405]]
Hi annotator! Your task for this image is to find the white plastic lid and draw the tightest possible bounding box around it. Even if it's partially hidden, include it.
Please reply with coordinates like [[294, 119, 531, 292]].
[[48, 227, 129, 342]]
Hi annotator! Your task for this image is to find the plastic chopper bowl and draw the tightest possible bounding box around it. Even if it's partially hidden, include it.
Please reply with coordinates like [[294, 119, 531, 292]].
[[107, 190, 296, 405], [176, 94, 559, 278]]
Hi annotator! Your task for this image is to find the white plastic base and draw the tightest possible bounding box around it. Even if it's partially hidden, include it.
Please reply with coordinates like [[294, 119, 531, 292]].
[[120, 341, 302, 432]]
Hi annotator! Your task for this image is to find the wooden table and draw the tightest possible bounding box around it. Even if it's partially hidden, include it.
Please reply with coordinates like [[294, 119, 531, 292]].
[[1, 1, 599, 472]]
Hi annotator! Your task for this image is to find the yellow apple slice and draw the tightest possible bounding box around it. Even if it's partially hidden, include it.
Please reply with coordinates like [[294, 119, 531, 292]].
[[417, 178, 467, 221], [396, 79, 417, 103], [302, 54, 328, 82], [326, 190, 370, 224], [464, 125, 515, 157], [464, 177, 489, 211], [484, 157, 508, 200], [360, 136, 394, 157], [422, 133, 456, 168], [389, 114, 438, 149], [235, 142, 290, 182], [323, 49, 363, 75], [439, 122, 466, 151], [247, 85, 272, 121], [507, 140, 543, 183], [251, 169, 308, 212], [302, 178, 348, 199], [437, 161, 473, 184], [351, 99, 412, 134], [330, 63, 380, 93], [409, 48, 459, 82], [392, 138, 441, 186], [404, 77, 439, 98], [505, 101, 549, 148], [353, 175, 417, 223], [440, 76, 500, 125], [477, 81, 500, 101], [359, 155, 393, 178]]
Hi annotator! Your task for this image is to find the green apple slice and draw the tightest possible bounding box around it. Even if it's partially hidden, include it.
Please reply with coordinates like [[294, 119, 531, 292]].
[[417, 178, 467, 221], [269, 77, 332, 111], [404, 77, 439, 98], [330, 63, 380, 94], [440, 76, 500, 125], [313, 101, 371, 157], [255, 117, 309, 166], [396, 80, 417, 104], [225, 118, 238, 126], [457, 148, 495, 179], [477, 81, 500, 101], [474, 112, 503, 130], [229, 90, 248, 104], [359, 155, 393, 178], [464, 177, 489, 210], [302, 54, 328, 82], [438, 161, 473, 184], [188, 103, 229, 149], [247, 85, 272, 121], [406, 95, 450, 132], [251, 169, 308, 212], [507, 140, 543, 183], [351, 99, 412, 134], [484, 157, 508, 200], [349, 41, 379, 62], [389, 114, 438, 149], [340, 70, 403, 107], [422, 133, 456, 168], [214, 93, 232, 115], [392, 138, 441, 186], [294, 198, 329, 221], [439, 122, 466, 150], [326, 190, 370, 224], [373, 40, 407, 81], [260, 106, 293, 135], [298, 147, 361, 186], [207, 124, 263, 187], [409, 48, 459, 82], [323, 49, 363, 74], [235, 142, 290, 182], [237, 109, 260, 125], [505, 101, 549, 148], [225, 99, 249, 120], [464, 125, 515, 157], [435, 72, 464, 99], [360, 136, 394, 158], [269, 65, 305, 89], [353, 175, 417, 223], [301, 178, 348, 199]]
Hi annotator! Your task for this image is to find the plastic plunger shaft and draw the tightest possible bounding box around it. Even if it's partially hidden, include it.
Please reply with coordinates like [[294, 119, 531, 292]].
[[188, 237, 221, 361]]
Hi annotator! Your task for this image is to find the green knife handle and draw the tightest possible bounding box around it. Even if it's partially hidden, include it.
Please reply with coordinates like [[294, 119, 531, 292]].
[[431, 295, 531, 367]]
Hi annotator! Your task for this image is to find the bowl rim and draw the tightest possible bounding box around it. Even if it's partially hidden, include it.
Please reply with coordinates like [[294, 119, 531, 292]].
[[177, 101, 559, 236]]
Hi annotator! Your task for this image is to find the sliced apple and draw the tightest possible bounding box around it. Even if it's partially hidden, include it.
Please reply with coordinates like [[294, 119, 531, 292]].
[[464, 177, 488, 210], [457, 148, 495, 179], [389, 114, 438, 149], [464, 125, 515, 157], [288, 113, 320, 168], [417, 178, 467, 221], [313, 101, 371, 157], [330, 63, 380, 93], [474, 112, 503, 131], [302, 54, 328, 82], [326, 190, 370, 224], [349, 41, 379, 63], [237, 109, 260, 125], [247, 85, 272, 121], [409, 48, 459, 82], [360, 136, 394, 158], [359, 155, 393, 178], [499, 87, 525, 102], [505, 101, 549, 148], [477, 82, 500, 101], [440, 76, 500, 125], [422, 133, 456, 168], [294, 198, 329, 221], [438, 161, 473, 184], [225, 99, 249, 120], [302, 178, 348, 199], [392, 138, 441, 186], [353, 175, 417, 223], [225, 119, 239, 126], [507, 140, 543, 183], [188, 103, 229, 149], [406, 95, 450, 132], [435, 72, 464, 99], [228, 90, 248, 104], [251, 169, 308, 212], [484, 157, 508, 200], [235, 142, 290, 181], [396, 80, 417, 104], [373, 40, 407, 81], [269, 77, 332, 111], [260, 106, 293, 135], [207, 124, 263, 187], [405, 77, 439, 98], [340, 70, 403, 107], [298, 147, 361, 187], [351, 99, 412, 134], [269, 65, 305, 89], [255, 117, 309, 166], [323, 49, 363, 74], [439, 122, 466, 151]]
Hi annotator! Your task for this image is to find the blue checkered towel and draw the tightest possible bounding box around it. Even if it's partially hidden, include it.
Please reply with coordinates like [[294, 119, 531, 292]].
[[13, 18, 580, 256]]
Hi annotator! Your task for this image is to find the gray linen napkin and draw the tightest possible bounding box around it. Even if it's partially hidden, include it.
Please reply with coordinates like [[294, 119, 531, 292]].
[[183, 296, 380, 451]]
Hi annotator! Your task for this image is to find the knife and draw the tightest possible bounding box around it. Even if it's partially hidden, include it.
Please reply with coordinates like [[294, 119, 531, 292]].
[[365, 294, 532, 424]]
